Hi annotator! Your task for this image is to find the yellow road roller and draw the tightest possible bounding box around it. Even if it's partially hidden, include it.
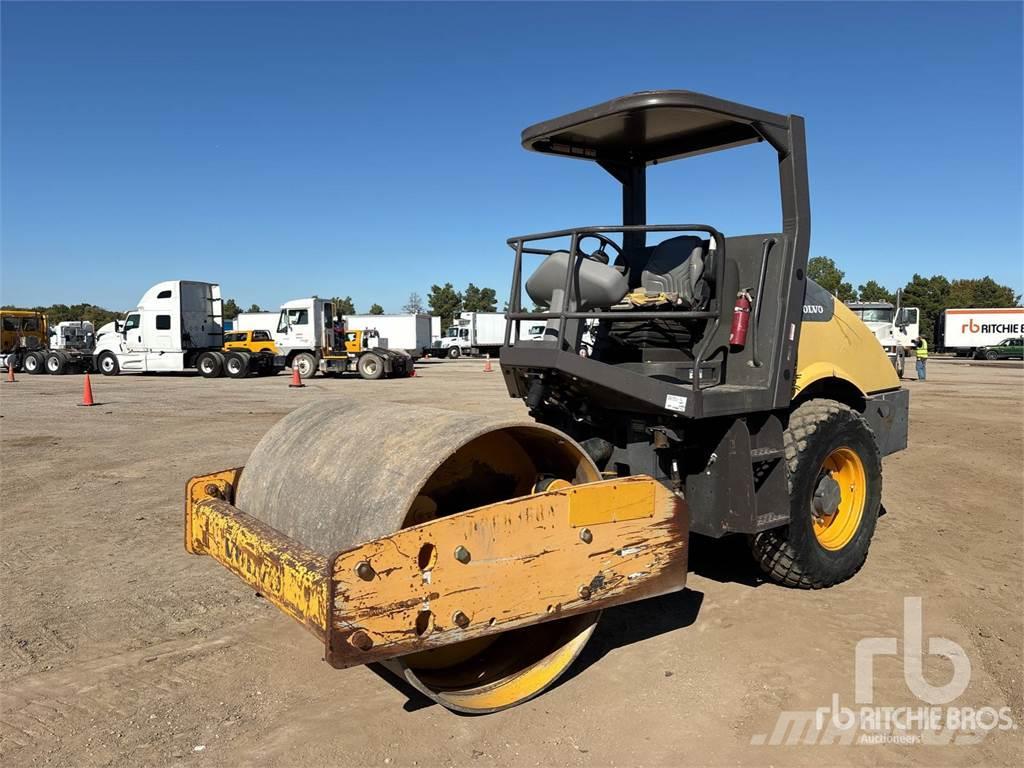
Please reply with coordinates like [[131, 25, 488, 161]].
[[185, 90, 909, 713]]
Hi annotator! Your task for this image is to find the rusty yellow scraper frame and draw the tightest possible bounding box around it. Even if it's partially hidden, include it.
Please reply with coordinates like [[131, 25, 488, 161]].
[[185, 468, 688, 669]]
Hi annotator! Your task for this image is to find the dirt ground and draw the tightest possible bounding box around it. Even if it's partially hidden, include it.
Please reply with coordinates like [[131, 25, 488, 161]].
[[1, 358, 1021, 767]]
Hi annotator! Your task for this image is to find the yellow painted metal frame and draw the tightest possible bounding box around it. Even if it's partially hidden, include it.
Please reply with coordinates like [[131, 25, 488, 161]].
[[185, 469, 330, 639], [184, 469, 688, 670]]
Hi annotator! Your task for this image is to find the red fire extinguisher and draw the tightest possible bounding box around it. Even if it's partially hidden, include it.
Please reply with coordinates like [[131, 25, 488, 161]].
[[729, 290, 753, 348]]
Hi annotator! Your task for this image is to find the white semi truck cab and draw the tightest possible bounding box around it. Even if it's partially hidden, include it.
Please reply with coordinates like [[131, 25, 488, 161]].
[[273, 297, 411, 380], [93, 280, 224, 375], [846, 299, 920, 378]]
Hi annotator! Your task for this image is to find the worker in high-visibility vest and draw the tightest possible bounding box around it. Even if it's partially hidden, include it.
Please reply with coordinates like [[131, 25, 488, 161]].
[[915, 337, 928, 381]]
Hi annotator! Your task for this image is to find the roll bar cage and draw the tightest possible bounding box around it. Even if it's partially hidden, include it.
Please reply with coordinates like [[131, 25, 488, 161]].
[[502, 90, 812, 414]]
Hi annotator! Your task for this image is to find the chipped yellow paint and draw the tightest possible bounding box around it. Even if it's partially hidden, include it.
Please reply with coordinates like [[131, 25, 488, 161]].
[[326, 475, 687, 668], [185, 470, 329, 639], [184, 468, 688, 705]]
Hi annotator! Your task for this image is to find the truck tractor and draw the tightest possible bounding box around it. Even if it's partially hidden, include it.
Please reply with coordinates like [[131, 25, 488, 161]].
[[274, 297, 411, 380], [36, 321, 98, 374], [185, 90, 908, 714], [1, 309, 48, 372], [93, 280, 227, 376], [846, 295, 920, 378]]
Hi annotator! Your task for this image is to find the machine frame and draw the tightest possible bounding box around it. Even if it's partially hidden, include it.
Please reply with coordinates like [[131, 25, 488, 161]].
[[500, 90, 905, 538]]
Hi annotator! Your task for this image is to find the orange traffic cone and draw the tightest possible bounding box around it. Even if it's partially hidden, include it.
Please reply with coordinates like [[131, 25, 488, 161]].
[[289, 366, 305, 388], [409, 367, 417, 377], [79, 372, 96, 406], [5, 363, 15, 383], [483, 355, 493, 373]]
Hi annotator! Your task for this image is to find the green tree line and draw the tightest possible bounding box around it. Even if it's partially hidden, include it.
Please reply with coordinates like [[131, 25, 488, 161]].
[[1, 302, 124, 329], [808, 256, 1021, 342], [16, 264, 1013, 345], [5, 284, 502, 329]]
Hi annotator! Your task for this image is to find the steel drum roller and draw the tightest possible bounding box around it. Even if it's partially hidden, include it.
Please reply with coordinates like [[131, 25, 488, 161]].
[[236, 399, 602, 712]]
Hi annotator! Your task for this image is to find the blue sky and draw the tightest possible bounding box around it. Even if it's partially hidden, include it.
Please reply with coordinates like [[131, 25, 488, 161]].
[[2, 1, 1021, 312]]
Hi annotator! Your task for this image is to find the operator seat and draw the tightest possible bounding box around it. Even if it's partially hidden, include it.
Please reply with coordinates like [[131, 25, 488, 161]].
[[614, 235, 711, 309]]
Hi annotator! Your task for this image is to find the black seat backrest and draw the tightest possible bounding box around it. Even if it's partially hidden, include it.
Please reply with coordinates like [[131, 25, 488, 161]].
[[613, 245, 656, 290], [641, 236, 707, 307]]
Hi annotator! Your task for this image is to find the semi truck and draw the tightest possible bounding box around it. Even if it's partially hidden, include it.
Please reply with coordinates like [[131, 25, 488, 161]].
[[274, 297, 412, 379], [342, 314, 431, 357], [846, 297, 919, 378], [939, 307, 1024, 356], [0, 309, 48, 372], [37, 321, 97, 374], [93, 280, 226, 375], [431, 311, 505, 358]]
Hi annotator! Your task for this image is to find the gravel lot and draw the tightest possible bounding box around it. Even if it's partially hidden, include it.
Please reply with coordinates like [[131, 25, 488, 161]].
[[1, 358, 1021, 767]]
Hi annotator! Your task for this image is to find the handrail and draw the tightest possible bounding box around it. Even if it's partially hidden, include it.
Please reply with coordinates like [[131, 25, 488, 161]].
[[749, 237, 777, 369], [504, 223, 728, 369]]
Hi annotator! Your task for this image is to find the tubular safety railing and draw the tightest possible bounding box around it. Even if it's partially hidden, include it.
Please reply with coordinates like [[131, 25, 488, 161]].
[[503, 224, 727, 391]]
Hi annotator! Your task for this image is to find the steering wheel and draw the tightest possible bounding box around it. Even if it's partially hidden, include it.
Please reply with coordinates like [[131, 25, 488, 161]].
[[575, 233, 622, 265]]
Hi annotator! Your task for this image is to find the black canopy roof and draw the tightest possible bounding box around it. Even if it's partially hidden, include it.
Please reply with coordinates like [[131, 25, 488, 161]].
[[521, 90, 793, 166]]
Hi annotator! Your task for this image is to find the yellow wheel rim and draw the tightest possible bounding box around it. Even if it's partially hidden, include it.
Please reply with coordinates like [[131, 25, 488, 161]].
[[812, 447, 866, 551]]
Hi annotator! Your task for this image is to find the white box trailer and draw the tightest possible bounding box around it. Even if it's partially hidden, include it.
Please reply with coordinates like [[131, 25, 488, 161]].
[[235, 312, 279, 334], [343, 314, 432, 357], [431, 312, 505, 358], [431, 316, 442, 344], [941, 308, 1024, 354]]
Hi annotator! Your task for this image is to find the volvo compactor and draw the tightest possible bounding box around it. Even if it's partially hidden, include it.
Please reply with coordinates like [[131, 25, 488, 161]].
[[185, 90, 909, 713]]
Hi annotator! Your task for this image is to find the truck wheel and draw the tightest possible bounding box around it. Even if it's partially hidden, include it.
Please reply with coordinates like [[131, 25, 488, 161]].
[[357, 353, 384, 380], [447, 346, 461, 359], [45, 352, 68, 375], [97, 352, 120, 376], [985, 350, 999, 361], [224, 351, 250, 379], [292, 352, 317, 379], [23, 351, 45, 374], [894, 350, 905, 379], [197, 352, 223, 378], [749, 399, 881, 589]]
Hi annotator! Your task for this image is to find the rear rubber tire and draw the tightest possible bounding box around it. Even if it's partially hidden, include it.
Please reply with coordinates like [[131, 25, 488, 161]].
[[45, 352, 68, 375], [357, 353, 384, 380], [224, 351, 250, 379], [197, 352, 222, 378], [749, 399, 881, 589], [23, 352, 44, 374], [97, 352, 120, 376]]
